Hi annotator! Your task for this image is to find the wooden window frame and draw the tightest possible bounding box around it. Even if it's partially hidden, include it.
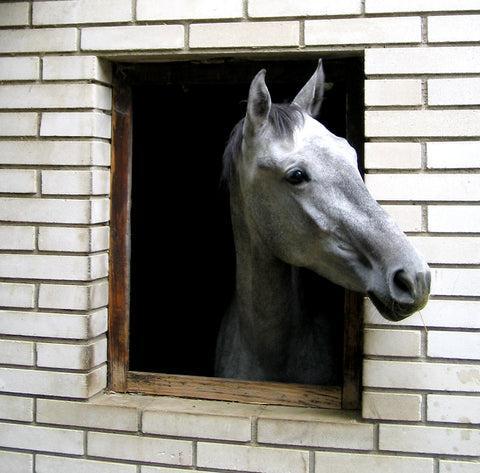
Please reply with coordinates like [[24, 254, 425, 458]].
[[109, 58, 364, 410]]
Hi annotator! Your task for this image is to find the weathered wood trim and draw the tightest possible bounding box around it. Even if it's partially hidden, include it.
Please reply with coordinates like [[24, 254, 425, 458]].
[[108, 73, 133, 392], [127, 371, 341, 409]]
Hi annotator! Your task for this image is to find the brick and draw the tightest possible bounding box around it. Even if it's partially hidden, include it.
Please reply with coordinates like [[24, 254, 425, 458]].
[[427, 142, 480, 169], [365, 47, 480, 74], [0, 451, 32, 473], [429, 15, 480, 43], [315, 452, 433, 473], [0, 365, 106, 397], [0, 140, 110, 166], [39, 281, 108, 311], [37, 398, 137, 431], [0, 112, 37, 136], [141, 467, 217, 473], [440, 460, 480, 473], [381, 205, 422, 232], [137, 0, 242, 20], [145, 395, 263, 419], [366, 110, 480, 137], [409, 236, 480, 264], [88, 431, 192, 465], [362, 392, 422, 421], [366, 174, 480, 201], [37, 337, 107, 369], [429, 78, 480, 106], [365, 299, 480, 329], [42, 170, 109, 196], [0, 57, 39, 81], [0, 197, 109, 224], [0, 253, 107, 281], [190, 21, 299, 48], [380, 424, 480, 456], [0, 28, 77, 53], [0, 226, 35, 251], [432, 268, 480, 296], [82, 25, 184, 51], [0, 421, 83, 454], [39, 226, 109, 252], [428, 331, 480, 360], [428, 394, 480, 424], [429, 206, 480, 232], [366, 0, 480, 13], [143, 410, 250, 441], [0, 308, 107, 339], [257, 418, 374, 450], [33, 0, 131, 25], [0, 170, 36, 194], [0, 394, 34, 421], [249, 0, 361, 17], [0, 2, 29, 26], [364, 328, 421, 357], [365, 142, 422, 169], [364, 359, 480, 392], [365, 80, 422, 106], [0, 339, 34, 366], [43, 55, 111, 83], [0, 282, 35, 308], [197, 443, 309, 473], [36, 455, 136, 473], [40, 112, 111, 139], [0, 84, 111, 110], [306, 17, 421, 46]]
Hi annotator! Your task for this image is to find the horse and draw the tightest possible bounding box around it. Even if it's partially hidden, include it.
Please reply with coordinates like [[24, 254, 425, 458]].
[[215, 60, 430, 385]]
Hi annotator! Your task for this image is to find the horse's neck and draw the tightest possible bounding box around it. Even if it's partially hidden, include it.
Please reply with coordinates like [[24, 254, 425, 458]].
[[229, 186, 301, 355]]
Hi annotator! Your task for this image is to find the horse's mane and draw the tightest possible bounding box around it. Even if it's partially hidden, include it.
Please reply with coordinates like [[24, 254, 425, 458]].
[[221, 103, 304, 185]]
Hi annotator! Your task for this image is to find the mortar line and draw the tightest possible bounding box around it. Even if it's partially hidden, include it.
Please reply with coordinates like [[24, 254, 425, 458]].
[[132, 0, 137, 23], [309, 450, 315, 473], [299, 20, 305, 48], [28, 1, 33, 27]]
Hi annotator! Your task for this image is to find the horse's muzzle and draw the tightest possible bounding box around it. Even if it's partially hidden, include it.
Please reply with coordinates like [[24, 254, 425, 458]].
[[369, 268, 431, 322]]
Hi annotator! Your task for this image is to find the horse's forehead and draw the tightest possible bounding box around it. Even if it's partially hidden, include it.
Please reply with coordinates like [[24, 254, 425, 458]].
[[271, 117, 356, 165]]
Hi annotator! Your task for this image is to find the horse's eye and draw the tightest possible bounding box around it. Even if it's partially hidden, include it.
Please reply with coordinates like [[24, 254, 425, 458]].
[[286, 169, 309, 185]]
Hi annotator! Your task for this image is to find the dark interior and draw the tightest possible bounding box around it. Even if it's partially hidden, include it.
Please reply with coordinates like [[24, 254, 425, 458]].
[[126, 58, 364, 383]]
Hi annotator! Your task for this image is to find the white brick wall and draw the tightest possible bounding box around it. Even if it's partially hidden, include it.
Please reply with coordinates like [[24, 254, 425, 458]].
[[81, 25, 184, 51], [0, 57, 39, 81], [365, 47, 480, 74], [137, 0, 243, 21], [428, 15, 480, 43], [33, 0, 132, 25], [0, 28, 77, 53], [197, 443, 309, 473], [0, 2, 479, 473], [0, 112, 37, 136], [190, 22, 299, 48], [362, 392, 422, 421], [88, 431, 192, 465], [0, 450, 32, 473], [314, 452, 433, 473], [305, 17, 421, 46], [0, 2, 29, 27]]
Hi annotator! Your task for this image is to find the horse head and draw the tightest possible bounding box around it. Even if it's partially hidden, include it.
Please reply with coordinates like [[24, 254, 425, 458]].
[[228, 60, 430, 321]]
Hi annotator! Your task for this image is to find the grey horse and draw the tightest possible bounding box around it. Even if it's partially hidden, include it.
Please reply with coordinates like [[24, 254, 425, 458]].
[[215, 60, 430, 385]]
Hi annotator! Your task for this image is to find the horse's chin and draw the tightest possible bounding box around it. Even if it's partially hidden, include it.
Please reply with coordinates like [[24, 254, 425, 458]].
[[368, 292, 424, 322]]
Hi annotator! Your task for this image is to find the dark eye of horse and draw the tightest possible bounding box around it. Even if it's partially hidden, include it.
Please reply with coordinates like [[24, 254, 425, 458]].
[[286, 169, 309, 185]]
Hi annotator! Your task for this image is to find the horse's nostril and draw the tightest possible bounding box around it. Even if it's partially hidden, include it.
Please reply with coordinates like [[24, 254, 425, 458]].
[[392, 269, 416, 300]]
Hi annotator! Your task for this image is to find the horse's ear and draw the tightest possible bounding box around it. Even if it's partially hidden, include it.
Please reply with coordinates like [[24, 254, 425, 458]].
[[244, 69, 271, 135], [292, 59, 325, 117]]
